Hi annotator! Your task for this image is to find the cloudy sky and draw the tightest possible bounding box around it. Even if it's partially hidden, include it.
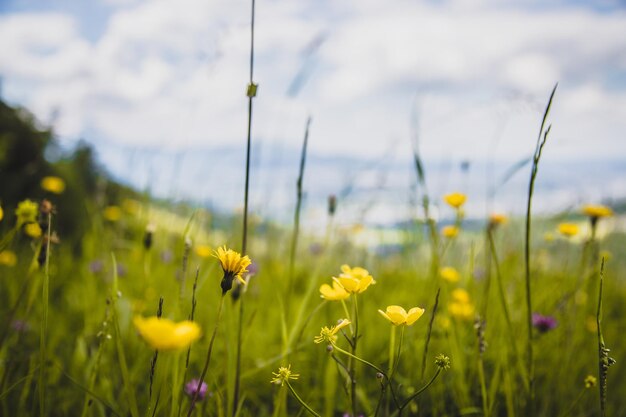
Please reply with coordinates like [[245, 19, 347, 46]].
[[1, 0, 625, 220]]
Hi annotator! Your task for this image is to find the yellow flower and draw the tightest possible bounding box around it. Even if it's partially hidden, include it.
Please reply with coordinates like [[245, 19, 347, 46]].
[[195, 245, 213, 258], [24, 222, 42, 238], [333, 264, 375, 294], [271, 364, 300, 386], [451, 288, 470, 304], [448, 288, 474, 320], [444, 192, 467, 209], [0, 251, 18, 267], [214, 246, 251, 293], [314, 319, 351, 344], [319, 281, 350, 301], [133, 316, 201, 351], [584, 375, 597, 388], [122, 198, 141, 215], [15, 199, 38, 226], [40, 176, 65, 194], [441, 225, 459, 238], [440, 266, 460, 283], [0, 204, 4, 222], [489, 213, 507, 226], [103, 206, 122, 222], [378, 305, 425, 326], [557, 223, 579, 237], [582, 204, 613, 219]]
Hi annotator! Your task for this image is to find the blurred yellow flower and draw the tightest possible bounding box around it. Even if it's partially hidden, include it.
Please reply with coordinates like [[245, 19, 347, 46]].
[[122, 198, 141, 215], [0, 250, 18, 267], [441, 225, 459, 238], [40, 176, 65, 194], [584, 375, 597, 388], [448, 288, 474, 320], [0, 205, 4, 222], [15, 199, 38, 226], [214, 246, 251, 285], [319, 281, 350, 301], [24, 222, 42, 238], [582, 204, 613, 219], [133, 316, 201, 351], [333, 264, 376, 294], [314, 319, 351, 344], [195, 245, 213, 258], [440, 266, 460, 283], [558, 223, 579, 237], [103, 206, 122, 222], [444, 192, 467, 209], [489, 213, 507, 226], [378, 305, 425, 326]]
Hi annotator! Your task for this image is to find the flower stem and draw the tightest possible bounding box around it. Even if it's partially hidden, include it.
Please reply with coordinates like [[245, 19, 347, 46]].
[[285, 381, 321, 417], [38, 212, 51, 417], [396, 368, 442, 415]]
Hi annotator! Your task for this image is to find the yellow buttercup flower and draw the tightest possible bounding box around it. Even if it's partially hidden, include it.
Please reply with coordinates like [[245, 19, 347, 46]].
[[0, 251, 18, 267], [214, 246, 251, 293], [195, 245, 213, 258], [448, 288, 474, 320], [24, 222, 42, 238], [582, 204, 613, 219], [103, 206, 122, 222], [271, 365, 299, 386], [558, 223, 579, 237], [440, 266, 460, 283], [133, 316, 201, 351], [489, 213, 507, 226], [40, 176, 66, 194], [444, 192, 467, 209], [0, 204, 4, 222], [378, 305, 425, 326], [333, 264, 375, 294], [15, 199, 38, 226], [319, 281, 350, 301], [441, 225, 459, 238], [314, 319, 351, 344]]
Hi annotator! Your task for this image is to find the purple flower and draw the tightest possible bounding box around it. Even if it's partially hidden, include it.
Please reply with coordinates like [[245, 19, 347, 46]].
[[89, 260, 104, 274], [185, 379, 209, 401], [309, 243, 324, 256], [532, 313, 557, 333]]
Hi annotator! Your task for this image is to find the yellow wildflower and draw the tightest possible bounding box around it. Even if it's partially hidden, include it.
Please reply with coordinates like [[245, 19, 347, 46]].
[[24, 222, 42, 238], [0, 251, 18, 267], [441, 225, 459, 238], [319, 281, 350, 301], [195, 245, 213, 258], [40, 176, 65, 194], [448, 288, 474, 320], [378, 305, 425, 326], [0, 204, 3, 222], [558, 223, 579, 237], [133, 316, 201, 351], [15, 199, 38, 226], [440, 266, 460, 283], [451, 288, 470, 303], [314, 319, 351, 344], [271, 365, 299, 386], [333, 265, 375, 294], [444, 192, 467, 209], [489, 213, 507, 227], [214, 246, 251, 293], [103, 206, 122, 222], [582, 204, 613, 219]]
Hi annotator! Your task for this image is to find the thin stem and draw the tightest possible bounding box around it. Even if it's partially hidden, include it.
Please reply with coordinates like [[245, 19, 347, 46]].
[[350, 295, 360, 417], [39, 212, 51, 417], [187, 295, 226, 417], [285, 381, 321, 417], [397, 368, 442, 413], [420, 288, 440, 380]]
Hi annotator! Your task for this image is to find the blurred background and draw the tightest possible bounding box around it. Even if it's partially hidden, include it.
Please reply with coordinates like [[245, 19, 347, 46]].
[[1, 0, 626, 226]]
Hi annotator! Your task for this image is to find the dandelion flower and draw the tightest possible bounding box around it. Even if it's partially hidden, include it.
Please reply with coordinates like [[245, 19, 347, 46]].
[[319, 281, 350, 301], [0, 251, 18, 267], [271, 365, 299, 386], [24, 222, 43, 238], [214, 246, 251, 294], [333, 265, 375, 294], [195, 245, 212, 258], [314, 319, 351, 344], [444, 192, 467, 209], [441, 225, 459, 238], [440, 267, 460, 283], [15, 199, 38, 226], [558, 223, 579, 237], [582, 204, 613, 219], [133, 316, 201, 351], [103, 206, 122, 222], [40, 176, 65, 194], [378, 305, 425, 326]]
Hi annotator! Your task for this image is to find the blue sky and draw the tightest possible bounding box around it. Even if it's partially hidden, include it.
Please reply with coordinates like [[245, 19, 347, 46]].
[[1, 0, 626, 220]]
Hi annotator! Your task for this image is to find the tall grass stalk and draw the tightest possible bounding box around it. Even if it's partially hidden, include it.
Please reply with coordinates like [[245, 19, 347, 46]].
[[596, 258, 614, 417], [38, 211, 51, 417], [524, 83, 557, 412], [232, 0, 257, 412], [420, 287, 440, 380], [287, 116, 311, 301]]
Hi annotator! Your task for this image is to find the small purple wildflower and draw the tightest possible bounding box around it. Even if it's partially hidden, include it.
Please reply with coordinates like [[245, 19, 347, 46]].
[[532, 313, 557, 333], [89, 260, 104, 274], [309, 243, 323, 256], [116, 263, 127, 277], [185, 379, 209, 401]]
